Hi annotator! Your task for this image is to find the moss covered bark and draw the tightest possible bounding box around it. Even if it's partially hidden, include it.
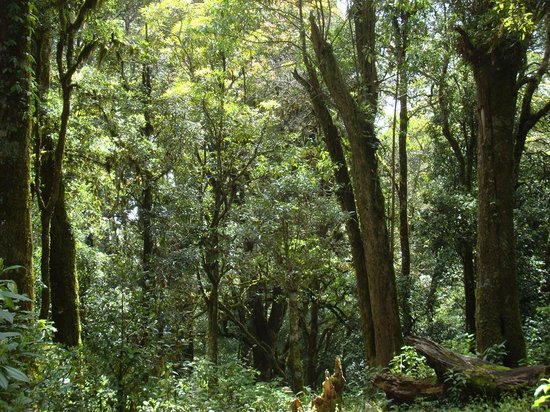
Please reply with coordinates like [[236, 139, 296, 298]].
[[0, 0, 34, 306]]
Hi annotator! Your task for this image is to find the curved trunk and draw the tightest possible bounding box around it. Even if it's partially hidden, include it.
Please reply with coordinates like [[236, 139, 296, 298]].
[[310, 14, 402, 366]]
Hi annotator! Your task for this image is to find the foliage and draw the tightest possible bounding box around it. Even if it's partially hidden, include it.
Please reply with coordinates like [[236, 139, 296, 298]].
[[0, 260, 54, 411], [389, 345, 433, 379], [533, 378, 550, 409]]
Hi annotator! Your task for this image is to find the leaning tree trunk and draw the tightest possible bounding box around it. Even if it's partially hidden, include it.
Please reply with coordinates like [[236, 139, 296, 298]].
[[0, 0, 34, 307], [310, 13, 402, 366], [293, 63, 376, 364]]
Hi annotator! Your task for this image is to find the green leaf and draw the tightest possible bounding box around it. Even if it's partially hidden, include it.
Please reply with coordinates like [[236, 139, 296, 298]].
[[0, 310, 15, 323], [0, 290, 31, 301], [0, 372, 7, 389], [533, 394, 550, 408], [0, 332, 20, 339], [3, 366, 29, 383]]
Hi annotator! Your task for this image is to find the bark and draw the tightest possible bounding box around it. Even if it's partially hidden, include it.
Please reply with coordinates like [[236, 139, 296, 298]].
[[288, 283, 304, 393], [407, 336, 548, 395], [304, 277, 320, 388], [371, 374, 443, 404], [36, 1, 97, 319], [0, 0, 34, 307], [140, 176, 153, 285], [206, 281, 219, 366], [461, 241, 476, 336], [309, 14, 402, 366], [248, 285, 286, 380], [473, 53, 526, 366], [50, 177, 81, 346], [292, 66, 375, 364], [203, 226, 221, 366], [374, 336, 549, 403]]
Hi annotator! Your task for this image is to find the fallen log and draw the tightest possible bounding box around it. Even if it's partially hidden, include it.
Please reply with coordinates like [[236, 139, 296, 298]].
[[371, 373, 444, 403], [373, 336, 549, 402]]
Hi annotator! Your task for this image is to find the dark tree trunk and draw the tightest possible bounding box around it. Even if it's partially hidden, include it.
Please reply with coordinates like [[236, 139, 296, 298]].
[[249, 285, 286, 380], [393, 12, 412, 336], [305, 277, 320, 388], [310, 12, 402, 366], [461, 241, 476, 336], [141, 177, 153, 285], [472, 54, 526, 366], [50, 177, 81, 346], [206, 280, 219, 366], [0, 0, 34, 307]]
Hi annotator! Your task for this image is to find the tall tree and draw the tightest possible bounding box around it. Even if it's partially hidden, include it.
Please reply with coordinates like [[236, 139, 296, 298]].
[[293, 2, 376, 362], [0, 0, 34, 307], [308, 1, 402, 366], [392, 2, 412, 337], [456, 1, 550, 366]]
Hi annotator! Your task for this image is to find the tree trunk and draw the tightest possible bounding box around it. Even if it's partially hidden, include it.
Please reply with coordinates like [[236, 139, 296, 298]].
[[50, 177, 81, 346], [288, 285, 304, 393], [305, 277, 320, 388], [471, 47, 526, 367], [0, 0, 34, 307], [394, 13, 412, 336], [206, 281, 219, 366], [310, 13, 402, 366], [461, 241, 476, 336], [249, 285, 286, 380], [293, 66, 375, 364]]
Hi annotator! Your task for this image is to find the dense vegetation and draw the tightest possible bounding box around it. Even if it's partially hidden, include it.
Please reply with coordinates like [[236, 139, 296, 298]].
[[0, 0, 549, 410]]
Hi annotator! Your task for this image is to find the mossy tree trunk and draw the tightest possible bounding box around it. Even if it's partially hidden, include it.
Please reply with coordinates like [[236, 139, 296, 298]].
[[456, 0, 550, 369], [293, 63, 376, 364], [50, 177, 81, 346], [0, 0, 34, 307], [309, 3, 402, 366]]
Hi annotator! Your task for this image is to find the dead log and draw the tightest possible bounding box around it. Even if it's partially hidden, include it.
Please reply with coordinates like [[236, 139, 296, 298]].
[[373, 336, 549, 402], [371, 373, 444, 403], [406, 336, 549, 396]]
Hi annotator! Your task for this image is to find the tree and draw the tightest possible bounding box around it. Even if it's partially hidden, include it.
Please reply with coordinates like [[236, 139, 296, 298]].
[[308, 1, 403, 366], [0, 0, 34, 307], [456, 1, 550, 366]]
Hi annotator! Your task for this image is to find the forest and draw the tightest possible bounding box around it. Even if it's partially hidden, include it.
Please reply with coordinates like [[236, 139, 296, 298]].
[[0, 0, 549, 410]]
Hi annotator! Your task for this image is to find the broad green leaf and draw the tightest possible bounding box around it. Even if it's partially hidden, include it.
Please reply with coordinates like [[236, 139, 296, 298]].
[[0, 310, 14, 323], [0, 332, 20, 339], [0, 372, 7, 389], [3, 366, 29, 383]]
